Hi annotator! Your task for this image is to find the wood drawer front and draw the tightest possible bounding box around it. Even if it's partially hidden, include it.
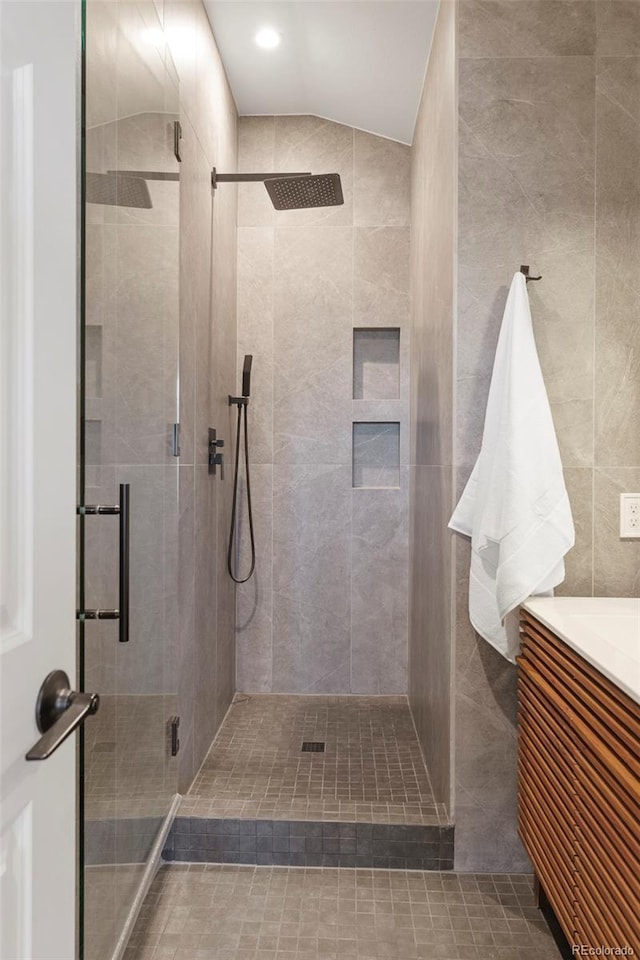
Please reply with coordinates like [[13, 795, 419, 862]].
[[517, 662, 577, 942], [575, 849, 640, 954], [518, 672, 577, 771], [575, 751, 640, 862], [518, 611, 640, 955], [574, 825, 640, 949], [518, 814, 577, 938], [521, 614, 640, 746], [520, 625, 640, 772]]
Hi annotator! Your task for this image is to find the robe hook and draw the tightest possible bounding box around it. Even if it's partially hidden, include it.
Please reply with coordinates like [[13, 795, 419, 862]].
[[520, 264, 542, 282]]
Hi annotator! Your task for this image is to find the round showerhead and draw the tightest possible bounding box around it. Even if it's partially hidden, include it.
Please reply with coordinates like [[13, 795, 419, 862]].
[[264, 173, 343, 210]]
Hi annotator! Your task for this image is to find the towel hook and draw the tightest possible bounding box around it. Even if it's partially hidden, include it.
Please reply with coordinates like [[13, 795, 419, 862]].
[[520, 264, 542, 282]]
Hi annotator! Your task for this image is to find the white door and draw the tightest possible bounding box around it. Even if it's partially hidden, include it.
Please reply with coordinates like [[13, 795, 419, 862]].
[[1, 2, 80, 958]]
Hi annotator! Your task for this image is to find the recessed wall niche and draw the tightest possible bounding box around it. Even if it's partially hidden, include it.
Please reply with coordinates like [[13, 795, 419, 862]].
[[353, 328, 400, 400], [352, 422, 400, 489]]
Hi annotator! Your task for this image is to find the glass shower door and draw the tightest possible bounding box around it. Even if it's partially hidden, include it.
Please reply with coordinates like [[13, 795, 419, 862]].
[[82, 3, 180, 956]]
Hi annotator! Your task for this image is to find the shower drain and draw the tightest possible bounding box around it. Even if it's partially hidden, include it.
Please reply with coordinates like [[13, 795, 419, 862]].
[[301, 741, 325, 753]]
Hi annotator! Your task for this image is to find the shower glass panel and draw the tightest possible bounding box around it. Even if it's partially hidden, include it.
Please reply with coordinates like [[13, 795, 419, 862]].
[[82, 2, 180, 957]]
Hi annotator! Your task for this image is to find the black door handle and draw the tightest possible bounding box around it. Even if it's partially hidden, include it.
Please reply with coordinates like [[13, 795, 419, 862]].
[[77, 482, 130, 643], [26, 670, 99, 761]]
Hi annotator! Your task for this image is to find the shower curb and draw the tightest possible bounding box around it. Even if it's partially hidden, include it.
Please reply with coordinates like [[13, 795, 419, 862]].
[[163, 816, 454, 871], [110, 793, 182, 960]]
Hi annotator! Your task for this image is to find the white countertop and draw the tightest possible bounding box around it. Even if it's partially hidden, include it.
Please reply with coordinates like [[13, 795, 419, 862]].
[[521, 597, 640, 706]]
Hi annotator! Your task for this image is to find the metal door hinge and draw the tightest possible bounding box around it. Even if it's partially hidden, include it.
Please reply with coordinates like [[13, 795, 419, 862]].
[[169, 715, 180, 756], [174, 121, 183, 163], [172, 422, 181, 457]]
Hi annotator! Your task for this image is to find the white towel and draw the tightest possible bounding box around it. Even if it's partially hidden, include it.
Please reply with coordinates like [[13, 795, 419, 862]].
[[449, 272, 575, 662]]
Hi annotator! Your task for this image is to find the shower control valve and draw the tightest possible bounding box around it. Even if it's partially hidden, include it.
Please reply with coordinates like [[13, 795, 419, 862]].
[[208, 428, 224, 475]]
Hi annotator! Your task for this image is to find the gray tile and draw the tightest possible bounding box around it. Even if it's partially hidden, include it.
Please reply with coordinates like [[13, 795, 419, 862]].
[[459, 0, 596, 58]]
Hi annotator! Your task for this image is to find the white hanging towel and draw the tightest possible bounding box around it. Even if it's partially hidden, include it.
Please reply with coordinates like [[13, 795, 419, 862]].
[[449, 271, 575, 662]]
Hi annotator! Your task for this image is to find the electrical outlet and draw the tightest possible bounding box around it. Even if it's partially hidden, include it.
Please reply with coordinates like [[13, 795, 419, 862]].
[[619, 493, 640, 538]]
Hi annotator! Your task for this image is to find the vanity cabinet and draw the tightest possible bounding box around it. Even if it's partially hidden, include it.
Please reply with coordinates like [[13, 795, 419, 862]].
[[517, 611, 640, 954]]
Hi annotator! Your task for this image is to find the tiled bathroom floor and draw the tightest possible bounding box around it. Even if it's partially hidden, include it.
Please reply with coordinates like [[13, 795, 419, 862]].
[[85, 695, 178, 821], [181, 696, 446, 825], [124, 864, 562, 960]]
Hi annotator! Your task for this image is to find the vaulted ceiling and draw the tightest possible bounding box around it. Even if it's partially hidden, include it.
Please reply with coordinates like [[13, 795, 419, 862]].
[[204, 1, 440, 145]]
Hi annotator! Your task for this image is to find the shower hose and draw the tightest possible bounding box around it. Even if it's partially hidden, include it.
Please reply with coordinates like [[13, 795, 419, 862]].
[[227, 400, 256, 583]]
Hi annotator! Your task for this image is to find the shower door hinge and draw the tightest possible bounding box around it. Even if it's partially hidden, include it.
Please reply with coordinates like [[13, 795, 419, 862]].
[[172, 423, 180, 458], [169, 715, 180, 757], [173, 121, 183, 163]]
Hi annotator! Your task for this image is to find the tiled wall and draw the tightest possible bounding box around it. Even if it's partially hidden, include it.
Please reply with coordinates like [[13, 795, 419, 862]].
[[235, 116, 411, 694], [454, 0, 640, 871], [164, 0, 239, 792], [408, 1, 457, 812], [84, 0, 238, 800], [84, 6, 181, 701], [83, 2, 238, 953]]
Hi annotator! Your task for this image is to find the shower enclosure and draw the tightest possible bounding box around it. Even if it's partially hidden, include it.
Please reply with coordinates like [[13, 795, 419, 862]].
[[82, 3, 180, 956]]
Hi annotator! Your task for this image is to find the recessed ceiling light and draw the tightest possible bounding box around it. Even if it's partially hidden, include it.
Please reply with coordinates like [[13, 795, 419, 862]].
[[255, 27, 281, 50]]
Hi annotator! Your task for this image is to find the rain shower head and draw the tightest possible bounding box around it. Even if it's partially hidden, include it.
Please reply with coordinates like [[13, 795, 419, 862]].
[[264, 173, 343, 210], [86, 172, 152, 209], [211, 169, 344, 210]]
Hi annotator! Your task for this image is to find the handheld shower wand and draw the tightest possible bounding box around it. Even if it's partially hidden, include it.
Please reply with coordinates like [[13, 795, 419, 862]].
[[241, 354, 252, 398], [227, 356, 256, 583]]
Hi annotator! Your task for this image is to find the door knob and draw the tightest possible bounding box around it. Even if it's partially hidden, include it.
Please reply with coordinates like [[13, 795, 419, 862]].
[[25, 670, 99, 761]]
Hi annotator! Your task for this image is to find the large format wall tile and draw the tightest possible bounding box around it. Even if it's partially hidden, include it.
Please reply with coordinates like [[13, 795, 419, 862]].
[[354, 130, 410, 226], [237, 117, 411, 694], [274, 115, 354, 228], [596, 0, 640, 56], [408, 0, 456, 812], [559, 467, 594, 596], [454, 550, 530, 873], [193, 464, 219, 764], [594, 467, 640, 596], [235, 465, 274, 692], [177, 464, 196, 793], [237, 228, 275, 464], [595, 58, 640, 466], [238, 117, 276, 228], [273, 226, 353, 465], [458, 55, 595, 469], [351, 476, 409, 695], [163, 0, 198, 126], [114, 224, 179, 466], [354, 227, 410, 327], [459, 0, 596, 59], [452, 1, 635, 875], [272, 464, 351, 693], [409, 465, 453, 807]]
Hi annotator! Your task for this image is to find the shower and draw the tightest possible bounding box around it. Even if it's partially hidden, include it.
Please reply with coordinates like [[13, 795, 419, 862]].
[[88, 166, 344, 212], [211, 168, 344, 209], [221, 169, 343, 585], [227, 355, 255, 583]]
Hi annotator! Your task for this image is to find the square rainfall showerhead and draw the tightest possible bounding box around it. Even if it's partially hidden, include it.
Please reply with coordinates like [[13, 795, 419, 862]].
[[264, 173, 343, 210]]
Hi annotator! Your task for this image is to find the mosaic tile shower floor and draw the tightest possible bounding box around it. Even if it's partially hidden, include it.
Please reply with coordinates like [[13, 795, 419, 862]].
[[124, 864, 562, 960], [181, 696, 446, 826]]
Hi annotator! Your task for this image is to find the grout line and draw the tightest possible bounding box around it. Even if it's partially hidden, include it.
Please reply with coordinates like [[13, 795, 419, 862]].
[[592, 53, 597, 599], [349, 125, 355, 694], [270, 124, 275, 693]]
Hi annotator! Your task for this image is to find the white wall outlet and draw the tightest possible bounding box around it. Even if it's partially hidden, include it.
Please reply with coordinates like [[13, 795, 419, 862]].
[[619, 493, 640, 538]]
